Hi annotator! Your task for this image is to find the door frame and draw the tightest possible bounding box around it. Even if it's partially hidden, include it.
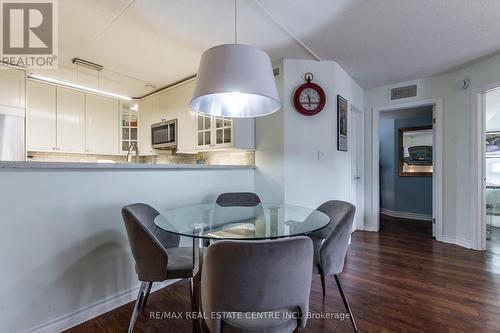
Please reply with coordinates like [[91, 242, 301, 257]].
[[350, 105, 364, 231], [471, 81, 500, 250], [371, 98, 443, 240]]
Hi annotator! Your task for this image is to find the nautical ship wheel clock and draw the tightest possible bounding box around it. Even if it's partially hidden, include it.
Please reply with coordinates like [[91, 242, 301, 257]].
[[293, 72, 326, 116]]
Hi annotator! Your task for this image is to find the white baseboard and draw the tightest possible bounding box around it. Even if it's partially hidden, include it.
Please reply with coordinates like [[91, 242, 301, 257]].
[[22, 279, 179, 333], [441, 236, 472, 249], [363, 225, 378, 232], [380, 208, 432, 221]]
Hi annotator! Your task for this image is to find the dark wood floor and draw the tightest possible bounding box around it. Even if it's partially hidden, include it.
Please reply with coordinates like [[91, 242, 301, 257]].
[[67, 216, 500, 333]]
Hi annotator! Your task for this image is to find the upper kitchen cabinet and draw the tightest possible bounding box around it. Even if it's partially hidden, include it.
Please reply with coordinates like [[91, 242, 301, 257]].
[[85, 94, 119, 154], [196, 114, 255, 151], [27, 81, 56, 152], [156, 80, 197, 153], [56, 87, 85, 152], [139, 97, 155, 155], [0, 66, 25, 110], [120, 101, 139, 153]]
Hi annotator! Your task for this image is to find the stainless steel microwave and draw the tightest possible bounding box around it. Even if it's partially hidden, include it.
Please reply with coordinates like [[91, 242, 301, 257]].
[[151, 119, 177, 149]]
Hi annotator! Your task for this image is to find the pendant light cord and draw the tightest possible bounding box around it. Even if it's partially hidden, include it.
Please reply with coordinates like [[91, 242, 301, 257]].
[[234, 0, 237, 44]]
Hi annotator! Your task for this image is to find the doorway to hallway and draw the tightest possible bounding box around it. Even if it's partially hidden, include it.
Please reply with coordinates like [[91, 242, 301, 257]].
[[378, 106, 434, 237]]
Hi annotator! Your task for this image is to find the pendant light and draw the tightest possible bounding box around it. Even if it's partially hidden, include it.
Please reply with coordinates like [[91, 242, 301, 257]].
[[190, 0, 281, 118]]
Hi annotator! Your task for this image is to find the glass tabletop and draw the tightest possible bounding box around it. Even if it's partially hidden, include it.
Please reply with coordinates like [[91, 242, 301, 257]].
[[154, 203, 331, 240]]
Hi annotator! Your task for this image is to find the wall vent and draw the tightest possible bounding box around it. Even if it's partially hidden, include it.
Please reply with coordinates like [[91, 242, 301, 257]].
[[389, 83, 418, 101], [273, 66, 281, 78]]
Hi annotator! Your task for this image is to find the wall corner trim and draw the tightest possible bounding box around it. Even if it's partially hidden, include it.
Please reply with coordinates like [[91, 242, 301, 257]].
[[21, 280, 178, 333]]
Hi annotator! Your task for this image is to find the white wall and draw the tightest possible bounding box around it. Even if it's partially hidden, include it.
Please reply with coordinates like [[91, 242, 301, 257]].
[[256, 59, 364, 211], [283, 59, 364, 208], [254, 60, 285, 203], [364, 51, 500, 248], [0, 167, 254, 332]]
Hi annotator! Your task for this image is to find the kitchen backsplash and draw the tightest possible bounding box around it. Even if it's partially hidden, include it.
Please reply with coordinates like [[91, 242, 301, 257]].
[[27, 150, 255, 165]]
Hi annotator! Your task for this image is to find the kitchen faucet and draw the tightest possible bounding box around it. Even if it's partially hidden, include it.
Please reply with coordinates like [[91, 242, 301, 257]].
[[126, 142, 139, 163]]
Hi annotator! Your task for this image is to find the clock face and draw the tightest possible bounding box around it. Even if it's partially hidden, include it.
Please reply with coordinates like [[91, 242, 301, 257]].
[[293, 82, 326, 116], [299, 88, 321, 111]]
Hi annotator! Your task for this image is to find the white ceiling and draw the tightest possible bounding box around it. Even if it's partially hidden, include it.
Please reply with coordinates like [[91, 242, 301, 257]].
[[34, 0, 500, 97]]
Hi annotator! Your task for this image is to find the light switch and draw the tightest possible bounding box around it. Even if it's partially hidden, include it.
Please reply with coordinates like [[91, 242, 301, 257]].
[[317, 150, 325, 161]]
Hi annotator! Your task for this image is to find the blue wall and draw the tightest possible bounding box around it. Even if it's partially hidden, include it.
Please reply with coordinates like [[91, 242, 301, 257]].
[[379, 112, 433, 215]]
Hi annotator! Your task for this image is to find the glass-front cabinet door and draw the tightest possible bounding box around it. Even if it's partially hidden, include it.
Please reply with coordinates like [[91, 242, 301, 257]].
[[121, 102, 139, 152], [196, 114, 233, 149], [197, 114, 212, 148], [215, 116, 232, 147]]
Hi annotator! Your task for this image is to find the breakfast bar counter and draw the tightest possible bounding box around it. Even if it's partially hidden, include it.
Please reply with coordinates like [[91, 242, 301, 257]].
[[0, 161, 255, 170]]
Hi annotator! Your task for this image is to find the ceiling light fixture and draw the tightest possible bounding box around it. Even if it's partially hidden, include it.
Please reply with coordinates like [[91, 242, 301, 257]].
[[72, 58, 103, 72], [190, 0, 280, 118], [28, 74, 133, 101]]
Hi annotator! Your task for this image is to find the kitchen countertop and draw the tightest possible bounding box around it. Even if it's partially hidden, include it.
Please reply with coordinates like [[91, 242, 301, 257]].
[[0, 161, 256, 170]]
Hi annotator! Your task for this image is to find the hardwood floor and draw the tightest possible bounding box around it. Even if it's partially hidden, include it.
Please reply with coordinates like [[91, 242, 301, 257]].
[[66, 220, 500, 333], [379, 214, 432, 237]]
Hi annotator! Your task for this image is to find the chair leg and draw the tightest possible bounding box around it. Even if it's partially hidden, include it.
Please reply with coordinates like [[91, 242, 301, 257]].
[[189, 277, 196, 311], [140, 282, 153, 311], [334, 274, 358, 332], [128, 282, 147, 333], [320, 271, 326, 298]]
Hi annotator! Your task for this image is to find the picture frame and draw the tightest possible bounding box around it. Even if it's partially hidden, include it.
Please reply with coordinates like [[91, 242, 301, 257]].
[[486, 131, 500, 157], [398, 126, 433, 177], [337, 95, 348, 151]]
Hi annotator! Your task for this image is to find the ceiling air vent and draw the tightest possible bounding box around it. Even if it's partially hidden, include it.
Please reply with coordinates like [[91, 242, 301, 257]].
[[389, 83, 418, 101]]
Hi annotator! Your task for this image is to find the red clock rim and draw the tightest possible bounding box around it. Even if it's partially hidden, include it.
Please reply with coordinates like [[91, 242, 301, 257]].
[[293, 82, 326, 116]]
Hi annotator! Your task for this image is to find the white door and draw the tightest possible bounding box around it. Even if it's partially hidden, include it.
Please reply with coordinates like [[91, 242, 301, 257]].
[[351, 106, 364, 231], [56, 87, 85, 152], [85, 94, 119, 154], [27, 81, 56, 152]]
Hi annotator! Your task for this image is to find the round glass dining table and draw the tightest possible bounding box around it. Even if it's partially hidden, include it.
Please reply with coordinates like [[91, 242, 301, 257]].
[[154, 203, 330, 240], [154, 202, 330, 333]]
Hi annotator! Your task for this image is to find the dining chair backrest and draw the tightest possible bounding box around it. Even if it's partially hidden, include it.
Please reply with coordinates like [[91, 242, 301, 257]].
[[315, 200, 356, 276], [122, 203, 179, 282], [201, 236, 313, 332], [215, 192, 261, 207]]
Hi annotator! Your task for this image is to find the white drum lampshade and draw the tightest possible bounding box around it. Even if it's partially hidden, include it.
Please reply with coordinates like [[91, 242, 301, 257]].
[[190, 44, 281, 118]]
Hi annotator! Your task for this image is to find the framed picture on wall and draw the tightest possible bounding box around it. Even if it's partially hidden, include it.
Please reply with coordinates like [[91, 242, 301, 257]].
[[337, 95, 348, 151], [398, 126, 433, 177], [486, 131, 500, 157]]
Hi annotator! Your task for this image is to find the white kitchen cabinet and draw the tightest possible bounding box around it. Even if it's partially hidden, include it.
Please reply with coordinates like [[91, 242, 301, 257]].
[[27, 81, 56, 151], [156, 80, 197, 154], [85, 94, 119, 154], [195, 115, 255, 150], [0, 66, 25, 109], [233, 117, 255, 150], [196, 114, 232, 149], [56, 87, 85, 152], [120, 101, 139, 153], [138, 78, 255, 154], [139, 97, 155, 155]]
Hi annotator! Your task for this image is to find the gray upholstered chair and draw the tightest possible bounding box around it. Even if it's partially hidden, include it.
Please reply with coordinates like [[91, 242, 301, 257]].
[[216, 192, 261, 207], [310, 200, 358, 331], [201, 237, 313, 333], [122, 203, 195, 333]]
